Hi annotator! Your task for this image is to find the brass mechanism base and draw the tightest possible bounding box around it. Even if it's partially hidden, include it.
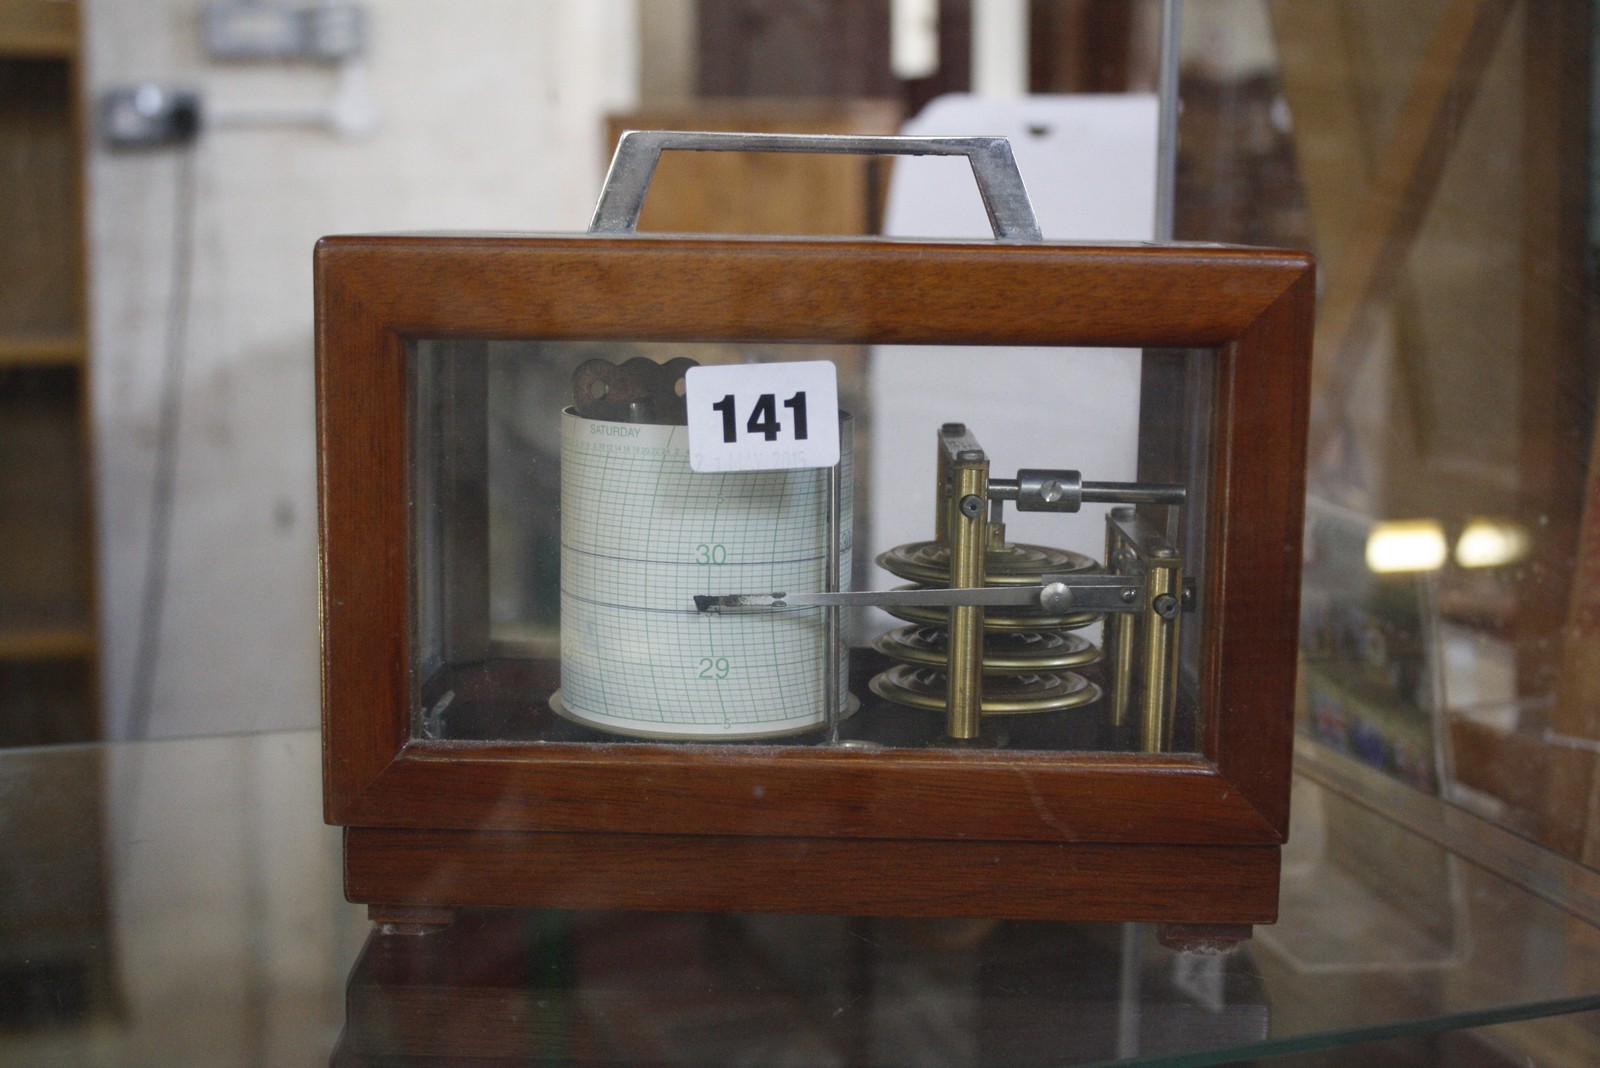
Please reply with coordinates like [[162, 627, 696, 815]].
[[878, 539, 1097, 586], [884, 592, 1101, 632], [867, 423, 1185, 746], [869, 665, 1102, 716], [874, 625, 1100, 674]]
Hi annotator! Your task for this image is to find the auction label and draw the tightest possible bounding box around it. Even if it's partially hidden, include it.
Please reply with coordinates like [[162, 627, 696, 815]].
[[684, 360, 840, 472]]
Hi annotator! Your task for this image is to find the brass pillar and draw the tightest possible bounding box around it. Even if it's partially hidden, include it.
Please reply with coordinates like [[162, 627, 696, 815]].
[[945, 453, 989, 740], [1139, 554, 1182, 752], [1104, 520, 1136, 730]]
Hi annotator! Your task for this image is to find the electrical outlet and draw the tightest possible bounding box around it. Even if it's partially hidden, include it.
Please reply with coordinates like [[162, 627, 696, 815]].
[[99, 85, 203, 148]]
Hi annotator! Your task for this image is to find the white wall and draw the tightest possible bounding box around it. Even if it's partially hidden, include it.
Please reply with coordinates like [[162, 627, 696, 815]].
[[89, 0, 637, 738]]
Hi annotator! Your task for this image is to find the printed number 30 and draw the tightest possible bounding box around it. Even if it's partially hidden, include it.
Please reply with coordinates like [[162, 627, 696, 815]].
[[711, 392, 809, 444]]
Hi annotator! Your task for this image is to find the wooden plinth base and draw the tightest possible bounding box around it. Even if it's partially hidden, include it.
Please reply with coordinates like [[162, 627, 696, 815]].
[[1156, 922, 1254, 952], [345, 827, 1279, 926], [367, 903, 458, 934]]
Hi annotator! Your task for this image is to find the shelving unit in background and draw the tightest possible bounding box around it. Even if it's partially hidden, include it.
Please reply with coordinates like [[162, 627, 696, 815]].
[[0, 0, 100, 745]]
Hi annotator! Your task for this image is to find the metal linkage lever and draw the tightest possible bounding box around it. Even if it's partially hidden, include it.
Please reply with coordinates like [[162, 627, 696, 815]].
[[988, 472, 1186, 513], [695, 574, 1181, 615], [696, 587, 1045, 612]]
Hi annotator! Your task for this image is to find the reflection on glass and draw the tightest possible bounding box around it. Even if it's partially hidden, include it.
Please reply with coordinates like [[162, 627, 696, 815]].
[[409, 341, 1215, 756], [1454, 518, 1531, 570], [1364, 520, 1448, 575], [329, 774, 1600, 1065], [1179, 1, 1600, 865]]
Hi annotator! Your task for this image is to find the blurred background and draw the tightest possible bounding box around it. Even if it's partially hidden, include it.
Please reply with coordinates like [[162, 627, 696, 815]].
[[2, 0, 1598, 887], [4, 2, 1600, 1063]]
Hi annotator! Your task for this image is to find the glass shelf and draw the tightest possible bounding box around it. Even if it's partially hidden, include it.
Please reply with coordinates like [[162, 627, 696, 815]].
[[2, 729, 1600, 1065]]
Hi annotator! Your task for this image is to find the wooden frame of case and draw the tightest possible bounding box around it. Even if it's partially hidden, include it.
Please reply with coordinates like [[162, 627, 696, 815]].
[[316, 234, 1314, 929]]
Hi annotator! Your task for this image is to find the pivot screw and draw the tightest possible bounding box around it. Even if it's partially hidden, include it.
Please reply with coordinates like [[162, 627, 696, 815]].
[[1039, 582, 1073, 612], [959, 494, 984, 519], [1152, 593, 1179, 619]]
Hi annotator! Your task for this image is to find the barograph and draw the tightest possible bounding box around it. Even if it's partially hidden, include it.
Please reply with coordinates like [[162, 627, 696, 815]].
[[317, 132, 1315, 942]]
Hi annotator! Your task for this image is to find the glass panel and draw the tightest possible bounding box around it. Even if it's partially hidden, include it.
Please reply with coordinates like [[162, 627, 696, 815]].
[[408, 340, 1217, 754], [1177, 2, 1600, 866], [324, 772, 1600, 1065], [9, 732, 1600, 1065]]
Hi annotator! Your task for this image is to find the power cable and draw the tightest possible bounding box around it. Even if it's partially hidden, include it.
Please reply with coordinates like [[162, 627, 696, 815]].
[[125, 148, 198, 739]]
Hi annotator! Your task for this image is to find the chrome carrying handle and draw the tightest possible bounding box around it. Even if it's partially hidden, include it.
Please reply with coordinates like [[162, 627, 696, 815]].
[[589, 130, 1042, 242]]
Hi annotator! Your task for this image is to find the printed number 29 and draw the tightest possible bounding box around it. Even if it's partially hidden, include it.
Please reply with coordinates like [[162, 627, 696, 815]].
[[698, 657, 731, 680], [711, 392, 809, 444]]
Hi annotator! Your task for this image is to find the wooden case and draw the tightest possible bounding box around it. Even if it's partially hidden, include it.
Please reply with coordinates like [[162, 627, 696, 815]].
[[316, 233, 1314, 932]]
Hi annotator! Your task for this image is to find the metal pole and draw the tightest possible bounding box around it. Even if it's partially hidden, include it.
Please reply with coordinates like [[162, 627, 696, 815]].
[[824, 450, 842, 743], [1155, 0, 1182, 241]]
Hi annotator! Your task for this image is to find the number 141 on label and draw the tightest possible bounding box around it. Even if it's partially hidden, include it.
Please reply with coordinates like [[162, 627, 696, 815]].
[[711, 391, 808, 443], [685, 361, 840, 472]]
